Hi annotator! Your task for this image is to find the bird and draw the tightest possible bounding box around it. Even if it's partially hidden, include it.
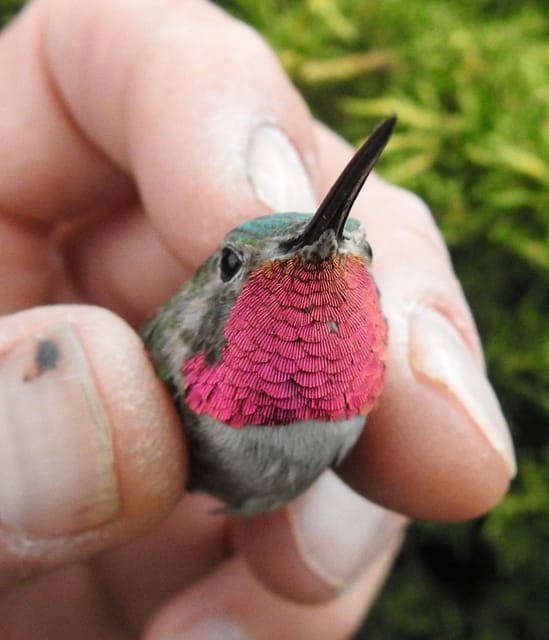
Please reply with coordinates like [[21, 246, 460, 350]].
[[142, 117, 395, 514]]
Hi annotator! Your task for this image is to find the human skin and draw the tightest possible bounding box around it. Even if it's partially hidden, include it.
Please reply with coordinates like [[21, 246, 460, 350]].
[[0, 0, 515, 638]]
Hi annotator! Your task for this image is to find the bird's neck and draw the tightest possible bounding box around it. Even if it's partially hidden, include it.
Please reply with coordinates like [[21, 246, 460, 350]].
[[182, 254, 387, 427]]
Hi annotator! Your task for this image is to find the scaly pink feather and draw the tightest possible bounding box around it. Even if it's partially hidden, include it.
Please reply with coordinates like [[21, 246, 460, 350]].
[[182, 254, 387, 427]]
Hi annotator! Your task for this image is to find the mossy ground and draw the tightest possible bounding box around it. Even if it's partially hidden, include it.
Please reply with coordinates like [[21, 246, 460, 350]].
[[2, 1, 548, 638]]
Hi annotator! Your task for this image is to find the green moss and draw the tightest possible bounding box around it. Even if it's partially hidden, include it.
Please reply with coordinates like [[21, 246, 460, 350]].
[[2, 1, 547, 637], [0, 0, 21, 25]]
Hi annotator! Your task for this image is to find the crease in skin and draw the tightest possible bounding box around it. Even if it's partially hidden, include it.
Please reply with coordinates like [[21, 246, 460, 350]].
[[2, 518, 119, 572], [0, 211, 53, 312], [39, 0, 126, 161]]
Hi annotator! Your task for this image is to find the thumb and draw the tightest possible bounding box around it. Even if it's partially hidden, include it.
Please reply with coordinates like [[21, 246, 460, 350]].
[[0, 305, 185, 587]]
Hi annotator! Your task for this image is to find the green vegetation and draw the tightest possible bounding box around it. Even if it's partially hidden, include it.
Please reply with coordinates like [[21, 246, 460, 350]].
[[0, 0, 20, 26], [2, 1, 547, 637]]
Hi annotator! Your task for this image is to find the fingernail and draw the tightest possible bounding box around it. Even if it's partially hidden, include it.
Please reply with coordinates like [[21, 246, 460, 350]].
[[0, 323, 119, 537], [177, 618, 251, 640], [247, 123, 317, 212], [410, 307, 517, 476], [289, 471, 405, 591]]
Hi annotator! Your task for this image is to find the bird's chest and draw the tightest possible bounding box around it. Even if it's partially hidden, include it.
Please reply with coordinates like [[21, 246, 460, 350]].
[[182, 255, 386, 427]]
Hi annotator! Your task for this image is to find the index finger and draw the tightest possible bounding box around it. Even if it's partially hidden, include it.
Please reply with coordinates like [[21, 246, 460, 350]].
[[0, 0, 317, 317]]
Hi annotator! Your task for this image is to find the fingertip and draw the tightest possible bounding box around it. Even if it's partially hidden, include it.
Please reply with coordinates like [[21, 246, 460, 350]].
[[76, 304, 187, 526], [0, 305, 186, 582], [232, 472, 405, 604], [231, 508, 336, 605], [339, 291, 515, 521], [341, 346, 513, 522]]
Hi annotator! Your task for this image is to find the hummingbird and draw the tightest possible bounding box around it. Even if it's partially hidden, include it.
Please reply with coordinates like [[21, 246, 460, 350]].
[[142, 117, 395, 514]]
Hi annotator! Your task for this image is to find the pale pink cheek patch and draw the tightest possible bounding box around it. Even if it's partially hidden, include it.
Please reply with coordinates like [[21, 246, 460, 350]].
[[183, 255, 387, 427]]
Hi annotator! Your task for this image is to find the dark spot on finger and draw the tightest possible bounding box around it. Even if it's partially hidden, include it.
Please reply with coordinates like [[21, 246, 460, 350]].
[[36, 339, 61, 373], [24, 339, 62, 381]]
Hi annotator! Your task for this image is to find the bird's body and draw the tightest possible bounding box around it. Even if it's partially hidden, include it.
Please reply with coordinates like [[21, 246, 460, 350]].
[[142, 118, 395, 513]]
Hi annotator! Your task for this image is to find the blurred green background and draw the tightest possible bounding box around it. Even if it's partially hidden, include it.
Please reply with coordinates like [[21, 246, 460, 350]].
[[2, 1, 547, 637]]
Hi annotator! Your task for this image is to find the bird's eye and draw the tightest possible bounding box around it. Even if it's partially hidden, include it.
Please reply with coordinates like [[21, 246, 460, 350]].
[[219, 247, 243, 282], [363, 241, 373, 262]]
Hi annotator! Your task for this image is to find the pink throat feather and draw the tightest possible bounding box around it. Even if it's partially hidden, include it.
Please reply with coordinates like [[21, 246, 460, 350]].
[[182, 254, 387, 427]]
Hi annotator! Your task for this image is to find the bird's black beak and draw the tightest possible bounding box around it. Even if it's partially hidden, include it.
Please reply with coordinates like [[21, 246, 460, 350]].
[[287, 116, 396, 250]]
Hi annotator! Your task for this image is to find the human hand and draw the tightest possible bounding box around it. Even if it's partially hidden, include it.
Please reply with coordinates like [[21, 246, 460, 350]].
[[0, 0, 515, 637]]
